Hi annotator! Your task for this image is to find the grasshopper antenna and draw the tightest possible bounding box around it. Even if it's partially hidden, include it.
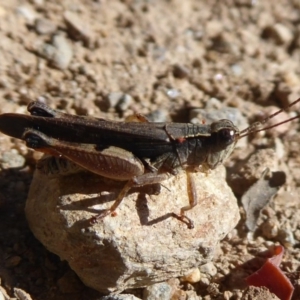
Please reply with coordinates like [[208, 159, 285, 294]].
[[239, 98, 300, 138]]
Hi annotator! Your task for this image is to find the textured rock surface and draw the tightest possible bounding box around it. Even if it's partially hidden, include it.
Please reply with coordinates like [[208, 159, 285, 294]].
[[25, 166, 239, 293]]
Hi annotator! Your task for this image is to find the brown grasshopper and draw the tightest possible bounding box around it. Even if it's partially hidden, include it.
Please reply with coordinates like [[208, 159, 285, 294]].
[[0, 99, 299, 228]]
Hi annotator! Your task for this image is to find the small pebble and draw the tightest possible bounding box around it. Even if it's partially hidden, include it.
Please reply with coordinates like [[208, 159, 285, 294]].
[[106, 92, 124, 108], [166, 88, 180, 99], [1, 150, 25, 169], [143, 282, 172, 300], [231, 64, 243, 76], [36, 34, 73, 70], [52, 35, 73, 70], [283, 71, 300, 88], [199, 262, 217, 277], [5, 256, 22, 268], [272, 23, 293, 45], [172, 64, 190, 79], [14, 288, 33, 300], [0, 5, 7, 17], [32, 0, 44, 5], [147, 109, 168, 122], [116, 94, 132, 112], [278, 229, 295, 248], [261, 220, 279, 239], [206, 20, 223, 38], [35, 18, 57, 35], [189, 106, 248, 130], [181, 268, 201, 283], [64, 11, 94, 47], [106, 92, 132, 112], [223, 291, 233, 300], [16, 5, 37, 23]]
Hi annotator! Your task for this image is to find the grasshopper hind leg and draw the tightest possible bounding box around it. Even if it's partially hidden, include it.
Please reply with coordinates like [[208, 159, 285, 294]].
[[90, 179, 135, 223], [90, 172, 171, 224], [92, 171, 197, 229], [171, 172, 197, 229]]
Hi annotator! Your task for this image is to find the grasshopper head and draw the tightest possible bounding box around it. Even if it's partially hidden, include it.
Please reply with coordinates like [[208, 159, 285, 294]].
[[206, 119, 240, 169], [204, 97, 300, 170]]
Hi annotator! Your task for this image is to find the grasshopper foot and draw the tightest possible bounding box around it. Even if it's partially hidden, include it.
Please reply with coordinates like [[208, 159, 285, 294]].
[[171, 213, 194, 229], [90, 209, 112, 224]]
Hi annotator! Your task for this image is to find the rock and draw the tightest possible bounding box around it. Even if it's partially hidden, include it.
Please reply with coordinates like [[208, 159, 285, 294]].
[[14, 288, 33, 300], [106, 92, 124, 108], [36, 34, 73, 70], [106, 92, 132, 112], [5, 256, 21, 268], [25, 166, 239, 293], [228, 148, 281, 197], [64, 11, 95, 47], [116, 93, 132, 112], [189, 106, 248, 130], [231, 64, 243, 77], [199, 262, 217, 277], [143, 282, 173, 300], [242, 168, 285, 231], [0, 150, 25, 169], [237, 149, 279, 182], [0, 286, 9, 300], [51, 35, 73, 70], [172, 64, 190, 79], [146, 109, 169, 123], [277, 228, 295, 248], [35, 18, 57, 35], [271, 23, 293, 46], [180, 267, 201, 283], [205, 20, 223, 38], [0, 5, 7, 18], [241, 286, 280, 300], [16, 5, 37, 23], [166, 88, 180, 99]]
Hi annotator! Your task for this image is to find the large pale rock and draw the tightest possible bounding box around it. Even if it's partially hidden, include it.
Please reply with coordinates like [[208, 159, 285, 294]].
[[25, 165, 239, 294]]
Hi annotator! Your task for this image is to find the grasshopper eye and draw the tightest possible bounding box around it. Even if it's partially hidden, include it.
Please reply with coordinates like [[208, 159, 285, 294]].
[[210, 120, 239, 149], [218, 128, 236, 145], [210, 128, 237, 149]]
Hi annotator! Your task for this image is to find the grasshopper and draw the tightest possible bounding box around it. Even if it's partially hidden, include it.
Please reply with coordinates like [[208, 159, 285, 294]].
[[0, 99, 299, 228]]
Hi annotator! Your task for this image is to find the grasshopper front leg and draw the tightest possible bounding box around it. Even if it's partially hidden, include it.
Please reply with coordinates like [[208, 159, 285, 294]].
[[172, 171, 198, 229]]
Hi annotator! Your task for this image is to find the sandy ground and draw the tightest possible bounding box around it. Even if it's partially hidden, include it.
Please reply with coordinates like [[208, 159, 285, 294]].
[[0, 0, 300, 299]]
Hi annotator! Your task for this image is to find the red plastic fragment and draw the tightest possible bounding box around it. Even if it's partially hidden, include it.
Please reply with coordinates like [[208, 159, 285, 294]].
[[246, 245, 294, 300]]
